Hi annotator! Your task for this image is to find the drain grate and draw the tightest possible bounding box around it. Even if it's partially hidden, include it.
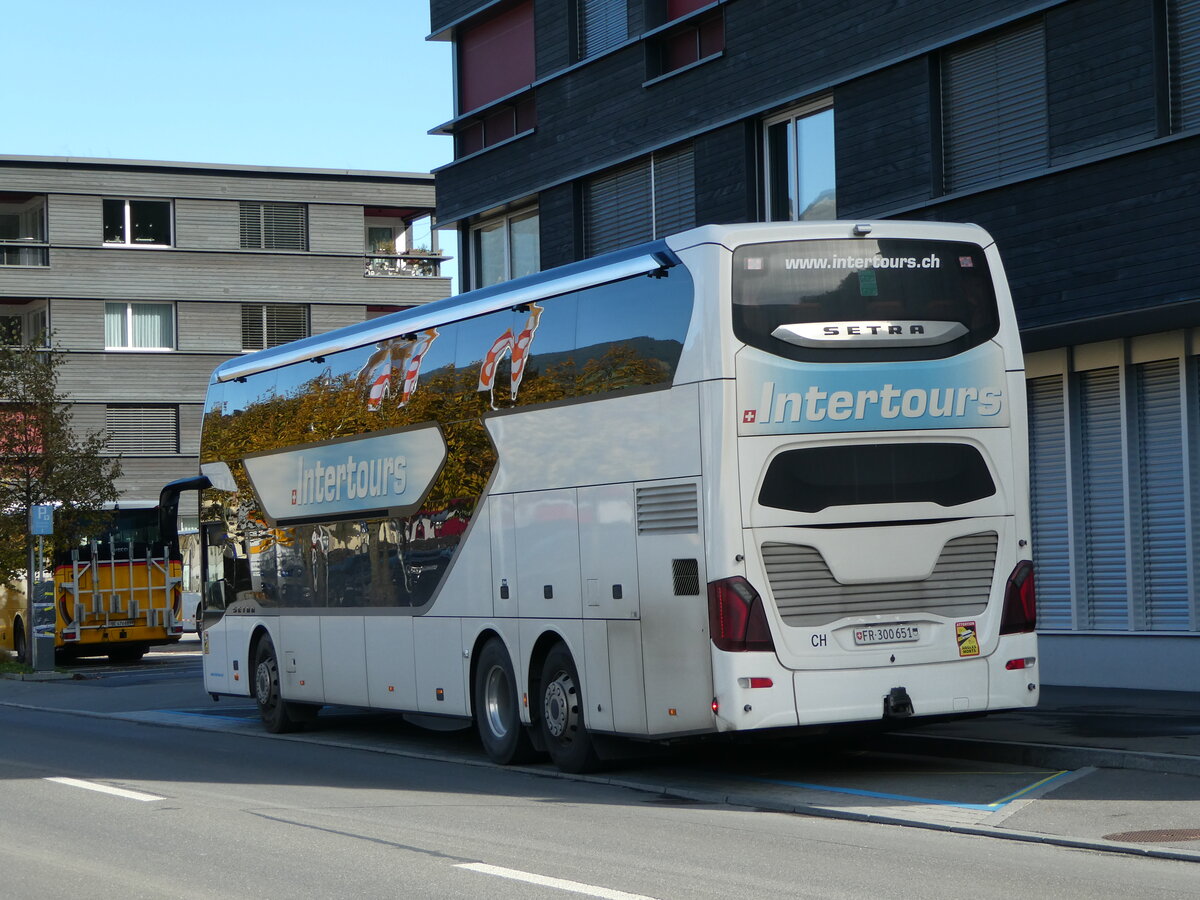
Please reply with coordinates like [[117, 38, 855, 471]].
[[1103, 829, 1200, 843]]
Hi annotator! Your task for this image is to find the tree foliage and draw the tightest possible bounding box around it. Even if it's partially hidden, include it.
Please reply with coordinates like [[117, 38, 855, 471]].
[[0, 342, 122, 585]]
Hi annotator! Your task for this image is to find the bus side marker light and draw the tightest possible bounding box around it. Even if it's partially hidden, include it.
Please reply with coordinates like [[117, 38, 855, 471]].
[[668, 708, 677, 716], [388, 685, 395, 692], [711, 698, 719, 714], [1005, 657, 1036, 670], [299, 680, 305, 686], [436, 688, 445, 701]]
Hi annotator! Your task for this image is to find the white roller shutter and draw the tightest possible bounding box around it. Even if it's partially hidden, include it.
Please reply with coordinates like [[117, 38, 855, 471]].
[[1028, 375, 1072, 629], [1136, 360, 1189, 629], [942, 20, 1048, 191], [1079, 368, 1128, 629], [1171, 0, 1200, 130]]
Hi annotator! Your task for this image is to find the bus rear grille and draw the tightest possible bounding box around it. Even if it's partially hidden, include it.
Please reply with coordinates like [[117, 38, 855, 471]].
[[636, 483, 699, 534], [762, 531, 997, 627]]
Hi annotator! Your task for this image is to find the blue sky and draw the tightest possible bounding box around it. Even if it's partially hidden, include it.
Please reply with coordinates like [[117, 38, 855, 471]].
[[8, 1, 455, 174]]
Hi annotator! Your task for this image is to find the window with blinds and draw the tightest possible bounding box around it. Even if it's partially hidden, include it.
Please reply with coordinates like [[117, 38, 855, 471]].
[[583, 145, 694, 256], [941, 20, 1048, 192], [105, 405, 179, 454], [578, 0, 626, 59], [1170, 0, 1200, 131], [242, 304, 309, 350], [239, 202, 308, 250]]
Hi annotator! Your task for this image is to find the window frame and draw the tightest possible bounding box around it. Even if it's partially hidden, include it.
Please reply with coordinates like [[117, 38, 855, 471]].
[[762, 98, 837, 222], [0, 193, 49, 266], [102, 198, 174, 248], [103, 301, 176, 352], [104, 404, 180, 455], [469, 207, 541, 290], [241, 303, 311, 352], [238, 201, 309, 251], [0, 301, 50, 347]]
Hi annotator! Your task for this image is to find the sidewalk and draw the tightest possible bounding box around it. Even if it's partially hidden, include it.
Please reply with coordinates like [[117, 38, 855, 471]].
[[884, 685, 1200, 776]]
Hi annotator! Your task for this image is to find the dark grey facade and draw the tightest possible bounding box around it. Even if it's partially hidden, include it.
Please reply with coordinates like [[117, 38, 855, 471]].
[[427, 0, 1200, 690], [1, 156, 449, 517]]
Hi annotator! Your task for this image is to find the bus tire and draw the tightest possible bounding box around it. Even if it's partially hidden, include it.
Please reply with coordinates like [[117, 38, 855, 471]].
[[13, 620, 26, 665], [538, 643, 600, 774], [253, 635, 301, 734], [474, 638, 536, 765]]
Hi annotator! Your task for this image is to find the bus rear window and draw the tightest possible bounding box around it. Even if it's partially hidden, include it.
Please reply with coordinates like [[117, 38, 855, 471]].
[[759, 443, 995, 513], [732, 239, 999, 362]]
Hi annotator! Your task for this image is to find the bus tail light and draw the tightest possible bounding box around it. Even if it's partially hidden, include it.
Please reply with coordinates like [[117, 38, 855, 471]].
[[1000, 560, 1036, 635], [708, 577, 775, 652]]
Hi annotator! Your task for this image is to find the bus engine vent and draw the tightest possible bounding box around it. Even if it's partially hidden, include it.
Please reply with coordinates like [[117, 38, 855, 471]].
[[636, 483, 699, 535], [672, 559, 701, 595], [762, 531, 997, 627]]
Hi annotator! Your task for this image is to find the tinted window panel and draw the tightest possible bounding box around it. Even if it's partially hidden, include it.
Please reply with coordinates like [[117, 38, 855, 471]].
[[733, 239, 998, 362], [760, 443, 995, 512]]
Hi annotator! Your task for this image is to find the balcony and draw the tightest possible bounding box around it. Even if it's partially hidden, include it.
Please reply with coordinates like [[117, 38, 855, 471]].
[[1, 193, 49, 266], [364, 248, 448, 278], [0, 242, 49, 266]]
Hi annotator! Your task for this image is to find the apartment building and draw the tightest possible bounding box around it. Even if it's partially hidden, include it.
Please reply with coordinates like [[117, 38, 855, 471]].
[[424, 0, 1200, 690], [0, 155, 450, 522]]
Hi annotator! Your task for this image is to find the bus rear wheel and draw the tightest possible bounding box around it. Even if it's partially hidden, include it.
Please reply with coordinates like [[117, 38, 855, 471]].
[[474, 638, 536, 765], [538, 644, 599, 774], [13, 621, 27, 665], [253, 635, 303, 734]]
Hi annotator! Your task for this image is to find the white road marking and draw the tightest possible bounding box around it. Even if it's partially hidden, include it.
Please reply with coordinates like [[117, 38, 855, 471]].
[[44, 776, 165, 802], [455, 863, 657, 899]]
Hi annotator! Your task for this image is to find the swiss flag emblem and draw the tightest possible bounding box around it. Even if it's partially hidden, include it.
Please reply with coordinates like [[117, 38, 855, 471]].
[[742, 409, 757, 423]]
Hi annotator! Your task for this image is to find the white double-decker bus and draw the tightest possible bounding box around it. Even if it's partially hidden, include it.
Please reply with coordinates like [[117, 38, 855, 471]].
[[193, 221, 1037, 772]]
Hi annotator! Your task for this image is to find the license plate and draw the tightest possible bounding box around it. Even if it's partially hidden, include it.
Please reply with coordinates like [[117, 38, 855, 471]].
[[854, 624, 920, 646], [107, 619, 136, 627]]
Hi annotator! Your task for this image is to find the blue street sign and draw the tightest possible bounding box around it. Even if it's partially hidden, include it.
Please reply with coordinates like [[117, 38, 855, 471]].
[[30, 505, 54, 536]]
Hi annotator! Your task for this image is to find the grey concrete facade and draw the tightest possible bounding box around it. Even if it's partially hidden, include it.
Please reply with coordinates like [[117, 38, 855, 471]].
[[0, 156, 450, 514]]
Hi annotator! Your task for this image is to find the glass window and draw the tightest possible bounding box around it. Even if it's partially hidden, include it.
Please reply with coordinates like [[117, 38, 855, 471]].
[[104, 302, 175, 349], [731, 238, 999, 362], [578, 0, 626, 59], [941, 22, 1047, 191], [759, 443, 996, 513], [239, 202, 308, 250], [649, 11, 724, 78], [103, 199, 172, 246], [241, 303, 309, 350], [764, 103, 836, 221], [105, 405, 180, 453], [583, 145, 694, 256], [0, 302, 49, 346], [471, 207, 540, 288], [0, 192, 48, 266]]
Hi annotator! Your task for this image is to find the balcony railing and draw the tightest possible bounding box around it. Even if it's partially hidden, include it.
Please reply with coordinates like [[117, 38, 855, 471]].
[[364, 250, 448, 278], [0, 241, 49, 267]]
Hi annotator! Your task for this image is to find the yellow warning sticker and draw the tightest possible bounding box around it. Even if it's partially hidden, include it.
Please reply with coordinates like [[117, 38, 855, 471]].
[[956, 621, 980, 657]]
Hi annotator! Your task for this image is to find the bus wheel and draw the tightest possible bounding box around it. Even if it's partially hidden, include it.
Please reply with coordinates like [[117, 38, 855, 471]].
[[538, 644, 599, 774], [253, 635, 300, 734], [13, 621, 27, 665], [474, 638, 536, 765]]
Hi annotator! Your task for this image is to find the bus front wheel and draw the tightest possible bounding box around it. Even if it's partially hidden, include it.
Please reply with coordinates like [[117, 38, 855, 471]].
[[253, 635, 302, 734], [474, 638, 536, 765], [538, 644, 599, 774]]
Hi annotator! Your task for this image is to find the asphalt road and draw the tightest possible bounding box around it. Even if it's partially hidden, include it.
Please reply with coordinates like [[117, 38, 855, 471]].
[[1, 639, 1197, 898], [3, 703, 1198, 900]]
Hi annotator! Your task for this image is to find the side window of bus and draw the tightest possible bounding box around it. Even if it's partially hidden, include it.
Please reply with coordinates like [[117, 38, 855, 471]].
[[574, 273, 690, 396], [509, 294, 577, 408], [456, 310, 519, 411]]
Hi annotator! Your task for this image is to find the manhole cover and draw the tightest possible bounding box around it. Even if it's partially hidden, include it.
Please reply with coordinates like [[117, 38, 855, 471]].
[[1103, 829, 1200, 843]]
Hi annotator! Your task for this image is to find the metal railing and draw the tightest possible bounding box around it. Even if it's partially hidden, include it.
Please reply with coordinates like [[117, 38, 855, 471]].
[[364, 250, 447, 278]]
